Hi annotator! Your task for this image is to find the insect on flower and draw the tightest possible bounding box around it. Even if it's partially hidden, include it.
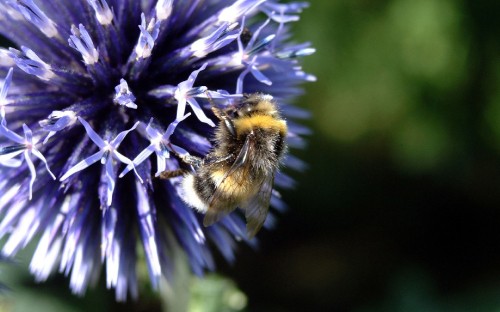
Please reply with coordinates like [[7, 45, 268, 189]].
[[160, 93, 287, 238], [0, 0, 315, 301]]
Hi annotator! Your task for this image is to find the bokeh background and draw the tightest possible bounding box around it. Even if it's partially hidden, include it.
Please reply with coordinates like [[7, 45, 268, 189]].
[[1, 0, 500, 311]]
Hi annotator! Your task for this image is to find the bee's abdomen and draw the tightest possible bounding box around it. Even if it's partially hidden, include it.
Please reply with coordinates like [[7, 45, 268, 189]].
[[181, 173, 211, 212], [192, 167, 217, 203]]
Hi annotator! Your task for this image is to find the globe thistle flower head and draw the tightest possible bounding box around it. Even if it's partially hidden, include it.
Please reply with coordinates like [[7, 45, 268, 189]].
[[0, 0, 315, 301]]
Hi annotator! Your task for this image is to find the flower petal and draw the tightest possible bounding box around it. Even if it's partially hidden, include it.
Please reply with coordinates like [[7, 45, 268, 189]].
[[78, 117, 105, 148], [60, 150, 105, 181]]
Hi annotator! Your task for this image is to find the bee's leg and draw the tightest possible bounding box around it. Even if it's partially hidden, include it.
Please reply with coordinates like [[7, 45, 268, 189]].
[[157, 153, 201, 179], [158, 169, 187, 179], [179, 154, 203, 167], [166, 143, 203, 168], [203, 153, 234, 165]]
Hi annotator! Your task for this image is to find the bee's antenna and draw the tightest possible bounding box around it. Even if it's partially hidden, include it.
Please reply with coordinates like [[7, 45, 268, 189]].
[[205, 90, 225, 120], [204, 91, 238, 137], [204, 90, 215, 107]]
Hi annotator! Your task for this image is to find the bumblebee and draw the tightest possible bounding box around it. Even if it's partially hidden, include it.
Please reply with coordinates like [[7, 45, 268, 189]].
[[161, 93, 287, 238]]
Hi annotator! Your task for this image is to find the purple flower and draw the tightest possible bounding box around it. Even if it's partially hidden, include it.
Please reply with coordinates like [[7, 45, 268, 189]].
[[0, 0, 314, 301]]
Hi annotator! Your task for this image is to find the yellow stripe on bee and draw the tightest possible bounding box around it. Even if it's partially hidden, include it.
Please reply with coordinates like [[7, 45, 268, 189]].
[[234, 115, 287, 137]]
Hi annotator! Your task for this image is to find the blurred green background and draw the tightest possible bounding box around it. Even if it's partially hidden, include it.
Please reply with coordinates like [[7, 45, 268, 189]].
[[2, 0, 500, 311], [233, 0, 500, 310]]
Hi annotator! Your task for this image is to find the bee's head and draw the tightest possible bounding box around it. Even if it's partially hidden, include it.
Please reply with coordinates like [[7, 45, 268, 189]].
[[237, 93, 279, 117]]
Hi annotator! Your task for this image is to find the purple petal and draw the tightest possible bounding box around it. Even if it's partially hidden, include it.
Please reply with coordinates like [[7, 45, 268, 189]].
[[119, 146, 154, 178], [250, 65, 272, 85], [155, 0, 173, 21], [105, 156, 116, 207], [60, 150, 105, 181], [110, 122, 139, 147], [22, 124, 33, 143], [69, 24, 99, 65], [218, 0, 266, 22], [163, 113, 191, 139], [185, 63, 207, 88], [78, 117, 105, 148], [10, 0, 59, 38], [24, 150, 36, 200], [186, 98, 215, 127], [87, 0, 114, 25], [31, 149, 56, 180], [135, 181, 161, 286], [113, 150, 142, 183], [0, 68, 13, 111], [0, 124, 24, 143], [248, 19, 271, 49]]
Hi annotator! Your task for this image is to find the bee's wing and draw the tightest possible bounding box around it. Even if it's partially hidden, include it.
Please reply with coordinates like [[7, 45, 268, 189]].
[[203, 134, 255, 227], [241, 172, 274, 238]]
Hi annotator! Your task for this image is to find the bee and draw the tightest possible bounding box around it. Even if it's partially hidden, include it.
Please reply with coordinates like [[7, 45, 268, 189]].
[[161, 93, 287, 238]]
